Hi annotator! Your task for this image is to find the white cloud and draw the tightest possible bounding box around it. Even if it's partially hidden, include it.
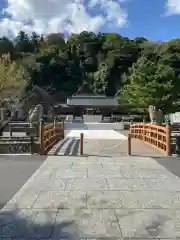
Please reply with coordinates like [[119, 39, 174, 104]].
[[166, 0, 180, 15], [88, 0, 127, 26], [0, 0, 128, 38]]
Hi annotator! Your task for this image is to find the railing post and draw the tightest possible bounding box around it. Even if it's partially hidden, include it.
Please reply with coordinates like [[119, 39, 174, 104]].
[[166, 120, 171, 156], [128, 133, 131, 155], [39, 119, 45, 155], [62, 117, 65, 138], [30, 136, 34, 154], [9, 123, 12, 136], [143, 117, 146, 141], [80, 133, 84, 155], [53, 117, 56, 140]]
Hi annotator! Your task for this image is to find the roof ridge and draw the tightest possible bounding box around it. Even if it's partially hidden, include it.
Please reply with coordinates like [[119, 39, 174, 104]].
[[74, 82, 96, 95]]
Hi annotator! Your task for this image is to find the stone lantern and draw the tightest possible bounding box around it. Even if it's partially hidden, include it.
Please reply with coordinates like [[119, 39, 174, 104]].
[[148, 105, 156, 123]]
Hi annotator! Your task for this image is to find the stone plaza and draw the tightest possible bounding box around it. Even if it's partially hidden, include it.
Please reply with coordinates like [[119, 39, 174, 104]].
[[0, 154, 180, 239]]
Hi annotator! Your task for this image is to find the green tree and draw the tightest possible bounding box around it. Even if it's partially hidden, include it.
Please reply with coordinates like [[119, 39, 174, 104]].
[[2, 29, 180, 113], [45, 33, 66, 49], [15, 31, 33, 53], [0, 54, 29, 103], [157, 39, 180, 76], [0, 37, 14, 56], [119, 57, 180, 113]]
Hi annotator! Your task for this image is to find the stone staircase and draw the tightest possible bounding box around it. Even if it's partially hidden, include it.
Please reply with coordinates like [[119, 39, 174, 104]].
[[48, 137, 80, 156]]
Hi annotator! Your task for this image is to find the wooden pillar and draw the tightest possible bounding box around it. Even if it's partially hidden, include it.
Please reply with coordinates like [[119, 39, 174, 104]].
[[166, 121, 171, 156], [62, 118, 65, 138], [80, 133, 84, 155], [128, 133, 131, 155]]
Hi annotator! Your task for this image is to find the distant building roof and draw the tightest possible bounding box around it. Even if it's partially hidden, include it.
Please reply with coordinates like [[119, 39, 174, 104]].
[[54, 103, 69, 108], [51, 91, 67, 103], [74, 82, 95, 96], [19, 85, 54, 105], [67, 96, 118, 107], [68, 82, 118, 108]]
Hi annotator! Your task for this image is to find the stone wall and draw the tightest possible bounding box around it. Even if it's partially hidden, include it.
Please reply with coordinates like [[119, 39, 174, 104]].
[[166, 112, 180, 123]]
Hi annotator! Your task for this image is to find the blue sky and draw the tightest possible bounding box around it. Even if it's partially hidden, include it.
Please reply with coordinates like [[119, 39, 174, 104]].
[[0, 0, 179, 41], [119, 0, 180, 41], [99, 0, 180, 41]]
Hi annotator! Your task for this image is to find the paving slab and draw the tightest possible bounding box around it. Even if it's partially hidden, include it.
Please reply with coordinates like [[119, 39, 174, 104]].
[[0, 155, 180, 239], [53, 208, 121, 238], [116, 209, 175, 238]]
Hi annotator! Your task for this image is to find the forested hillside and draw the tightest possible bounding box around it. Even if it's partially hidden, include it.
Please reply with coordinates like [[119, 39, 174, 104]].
[[0, 31, 180, 113]]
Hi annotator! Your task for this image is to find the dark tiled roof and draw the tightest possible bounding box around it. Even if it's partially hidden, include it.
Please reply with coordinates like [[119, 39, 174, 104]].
[[67, 96, 118, 107], [19, 85, 54, 105], [74, 82, 95, 96], [51, 91, 67, 102]]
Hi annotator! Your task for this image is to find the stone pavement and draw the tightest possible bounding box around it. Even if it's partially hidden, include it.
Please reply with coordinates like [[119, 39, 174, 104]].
[[49, 129, 163, 157], [0, 155, 180, 239], [49, 129, 127, 156], [83, 137, 164, 157]]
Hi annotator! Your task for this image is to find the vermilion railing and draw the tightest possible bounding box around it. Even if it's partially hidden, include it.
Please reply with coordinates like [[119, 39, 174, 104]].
[[39, 120, 64, 154], [129, 123, 171, 156]]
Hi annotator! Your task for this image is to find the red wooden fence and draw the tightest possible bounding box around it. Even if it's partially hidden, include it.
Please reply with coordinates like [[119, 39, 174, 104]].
[[129, 123, 171, 156], [39, 120, 64, 154]]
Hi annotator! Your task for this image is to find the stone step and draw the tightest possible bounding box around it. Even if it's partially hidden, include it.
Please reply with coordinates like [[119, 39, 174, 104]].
[[48, 138, 69, 155], [57, 138, 74, 155], [68, 138, 79, 156]]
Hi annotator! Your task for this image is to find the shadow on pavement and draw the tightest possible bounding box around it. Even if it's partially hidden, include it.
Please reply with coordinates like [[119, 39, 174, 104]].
[[0, 203, 173, 238], [0, 207, 80, 239]]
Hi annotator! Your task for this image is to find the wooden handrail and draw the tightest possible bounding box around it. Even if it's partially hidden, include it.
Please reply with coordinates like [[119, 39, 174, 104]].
[[129, 123, 171, 156], [39, 120, 64, 155]]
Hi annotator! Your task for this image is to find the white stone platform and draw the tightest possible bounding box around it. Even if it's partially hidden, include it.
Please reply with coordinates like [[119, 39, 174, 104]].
[[66, 129, 127, 140], [64, 122, 125, 130]]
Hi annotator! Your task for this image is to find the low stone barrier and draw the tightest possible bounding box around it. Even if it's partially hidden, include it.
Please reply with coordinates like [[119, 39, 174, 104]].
[[0, 136, 36, 154]]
